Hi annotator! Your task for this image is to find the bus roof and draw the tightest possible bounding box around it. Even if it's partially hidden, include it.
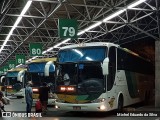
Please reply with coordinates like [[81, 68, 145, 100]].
[[27, 57, 57, 64], [8, 67, 27, 72], [59, 42, 151, 63], [60, 42, 119, 50]]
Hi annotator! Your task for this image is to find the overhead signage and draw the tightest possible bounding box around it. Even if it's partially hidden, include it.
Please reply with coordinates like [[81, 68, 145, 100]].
[[8, 60, 16, 69], [29, 43, 42, 56], [16, 54, 25, 65], [58, 19, 77, 39], [3, 66, 9, 73]]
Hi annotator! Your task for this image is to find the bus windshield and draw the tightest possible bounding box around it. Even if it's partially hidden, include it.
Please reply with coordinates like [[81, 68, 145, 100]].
[[6, 71, 20, 85], [58, 46, 106, 63], [27, 62, 55, 85], [56, 46, 107, 95], [7, 77, 17, 85], [56, 62, 105, 95], [27, 72, 54, 86]]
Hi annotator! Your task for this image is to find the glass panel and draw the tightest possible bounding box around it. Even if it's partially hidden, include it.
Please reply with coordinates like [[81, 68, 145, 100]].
[[56, 62, 105, 95], [58, 47, 106, 63], [28, 62, 55, 73], [28, 72, 55, 91], [6, 72, 18, 77]]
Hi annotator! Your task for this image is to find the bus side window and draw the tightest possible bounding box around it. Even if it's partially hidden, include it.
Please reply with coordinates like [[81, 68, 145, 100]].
[[107, 47, 116, 91]]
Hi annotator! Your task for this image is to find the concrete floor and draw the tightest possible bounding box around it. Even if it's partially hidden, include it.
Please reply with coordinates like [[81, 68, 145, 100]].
[[1, 96, 160, 120]]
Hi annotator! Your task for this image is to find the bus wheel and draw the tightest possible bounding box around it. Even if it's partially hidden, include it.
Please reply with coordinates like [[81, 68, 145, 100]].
[[117, 95, 123, 112]]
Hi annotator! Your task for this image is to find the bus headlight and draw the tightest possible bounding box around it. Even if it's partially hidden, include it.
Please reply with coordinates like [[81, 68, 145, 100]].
[[55, 105, 60, 109], [91, 98, 106, 103], [98, 105, 106, 110]]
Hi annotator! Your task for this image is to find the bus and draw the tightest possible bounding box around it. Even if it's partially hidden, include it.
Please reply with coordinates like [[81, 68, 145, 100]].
[[55, 42, 154, 112], [26, 58, 57, 105], [5, 67, 27, 98]]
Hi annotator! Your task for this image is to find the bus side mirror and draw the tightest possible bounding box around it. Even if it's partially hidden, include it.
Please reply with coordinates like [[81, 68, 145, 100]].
[[1, 76, 5, 83], [102, 57, 109, 75], [17, 70, 25, 82], [44, 61, 55, 76]]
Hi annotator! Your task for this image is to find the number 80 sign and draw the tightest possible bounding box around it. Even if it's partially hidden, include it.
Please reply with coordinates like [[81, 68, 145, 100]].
[[29, 43, 42, 56]]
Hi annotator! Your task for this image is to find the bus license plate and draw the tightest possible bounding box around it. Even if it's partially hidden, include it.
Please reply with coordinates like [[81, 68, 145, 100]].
[[73, 106, 81, 110]]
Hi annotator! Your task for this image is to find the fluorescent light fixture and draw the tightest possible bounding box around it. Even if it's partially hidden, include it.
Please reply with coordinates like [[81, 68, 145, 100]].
[[32, 56, 37, 59], [42, 51, 47, 54], [16, 64, 23, 68], [62, 38, 71, 43], [103, 9, 126, 22], [47, 47, 54, 52], [128, 0, 146, 9], [84, 22, 102, 32], [21, 1, 32, 15], [0, 0, 32, 53], [77, 31, 85, 36], [54, 38, 71, 48], [77, 22, 102, 36], [13, 17, 22, 28]]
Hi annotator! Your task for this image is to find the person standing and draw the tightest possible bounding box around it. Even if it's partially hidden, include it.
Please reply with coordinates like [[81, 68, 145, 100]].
[[63, 73, 70, 85], [39, 82, 49, 114], [25, 81, 33, 114]]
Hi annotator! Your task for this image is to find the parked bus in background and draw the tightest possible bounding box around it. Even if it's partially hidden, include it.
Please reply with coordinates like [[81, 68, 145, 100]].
[[55, 42, 154, 112], [26, 58, 57, 105], [5, 67, 27, 98]]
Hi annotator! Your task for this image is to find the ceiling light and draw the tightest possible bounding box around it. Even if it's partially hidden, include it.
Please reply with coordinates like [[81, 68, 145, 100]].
[[103, 9, 126, 22], [128, 0, 146, 9], [54, 38, 71, 48], [21, 1, 32, 15], [84, 21, 102, 32], [0, 0, 32, 53], [77, 31, 85, 36]]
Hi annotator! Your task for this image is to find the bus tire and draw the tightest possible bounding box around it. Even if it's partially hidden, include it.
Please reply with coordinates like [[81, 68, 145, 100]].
[[117, 95, 123, 112]]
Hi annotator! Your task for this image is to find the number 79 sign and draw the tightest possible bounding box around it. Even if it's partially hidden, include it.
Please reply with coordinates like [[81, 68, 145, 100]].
[[58, 19, 77, 39]]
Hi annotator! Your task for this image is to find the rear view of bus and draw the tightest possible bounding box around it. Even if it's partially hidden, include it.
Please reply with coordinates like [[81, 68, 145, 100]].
[[55, 42, 154, 112]]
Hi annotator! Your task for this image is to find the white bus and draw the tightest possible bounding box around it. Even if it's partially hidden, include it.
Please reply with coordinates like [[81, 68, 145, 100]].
[[55, 42, 154, 112]]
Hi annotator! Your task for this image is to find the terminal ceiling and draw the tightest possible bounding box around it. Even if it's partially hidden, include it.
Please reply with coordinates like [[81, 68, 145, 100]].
[[0, 0, 159, 67]]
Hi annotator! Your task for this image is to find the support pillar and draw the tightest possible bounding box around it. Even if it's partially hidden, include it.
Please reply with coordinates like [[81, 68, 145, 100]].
[[155, 41, 160, 107]]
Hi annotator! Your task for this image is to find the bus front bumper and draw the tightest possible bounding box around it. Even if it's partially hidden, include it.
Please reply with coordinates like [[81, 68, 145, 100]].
[[55, 102, 107, 112]]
